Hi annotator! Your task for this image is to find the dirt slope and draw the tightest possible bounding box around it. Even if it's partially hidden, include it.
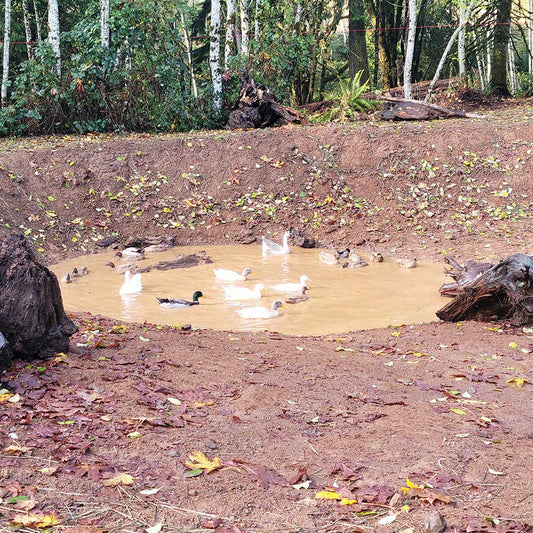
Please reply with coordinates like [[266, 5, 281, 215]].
[[2, 105, 533, 532]]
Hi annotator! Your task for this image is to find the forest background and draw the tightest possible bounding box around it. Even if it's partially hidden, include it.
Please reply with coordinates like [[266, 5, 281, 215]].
[[0, 0, 530, 136]]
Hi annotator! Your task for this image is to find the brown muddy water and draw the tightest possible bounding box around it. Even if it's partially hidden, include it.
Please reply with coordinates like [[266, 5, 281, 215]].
[[50, 245, 448, 335]]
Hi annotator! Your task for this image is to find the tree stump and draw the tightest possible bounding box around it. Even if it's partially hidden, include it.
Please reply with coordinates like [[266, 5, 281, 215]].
[[0, 234, 77, 370], [437, 254, 533, 325], [227, 69, 307, 129]]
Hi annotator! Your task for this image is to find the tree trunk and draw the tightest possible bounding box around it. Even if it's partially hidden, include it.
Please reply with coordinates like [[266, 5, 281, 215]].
[[22, 0, 33, 60], [0, 233, 77, 370], [100, 0, 110, 48], [254, 0, 260, 40], [48, 0, 61, 77], [491, 0, 511, 95], [458, 3, 467, 78], [225, 0, 237, 69], [529, 0, 533, 74], [424, 1, 475, 102], [348, 0, 370, 83], [209, 0, 222, 110], [1, 0, 11, 107], [403, 0, 417, 99], [437, 254, 533, 326], [240, 0, 250, 57], [181, 12, 198, 98], [33, 0, 42, 43]]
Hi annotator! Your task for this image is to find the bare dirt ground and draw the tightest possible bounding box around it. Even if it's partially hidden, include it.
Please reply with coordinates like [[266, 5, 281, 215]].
[[2, 100, 533, 533]]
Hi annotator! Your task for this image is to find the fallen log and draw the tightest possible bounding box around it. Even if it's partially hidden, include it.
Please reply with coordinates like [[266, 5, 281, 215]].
[[227, 69, 307, 129], [380, 96, 485, 121], [0, 234, 77, 370], [436, 254, 533, 325], [439, 256, 494, 297], [136, 251, 212, 273]]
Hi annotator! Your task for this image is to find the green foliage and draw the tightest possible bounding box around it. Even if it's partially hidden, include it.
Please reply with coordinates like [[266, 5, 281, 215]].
[[309, 71, 377, 123]]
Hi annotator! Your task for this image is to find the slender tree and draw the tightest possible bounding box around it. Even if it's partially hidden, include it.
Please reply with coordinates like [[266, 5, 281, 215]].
[[240, 0, 250, 57], [403, 0, 417, 98], [1, 0, 11, 107], [210, 0, 222, 109], [48, 0, 61, 76], [348, 0, 370, 82], [225, 0, 237, 68], [458, 2, 467, 78], [101, 0, 110, 48], [22, 0, 33, 60], [181, 12, 198, 98], [33, 0, 42, 43], [491, 0, 512, 95]]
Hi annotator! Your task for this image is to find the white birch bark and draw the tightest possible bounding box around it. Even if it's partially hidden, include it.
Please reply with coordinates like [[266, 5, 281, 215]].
[[473, 30, 486, 90], [425, 0, 476, 101], [181, 12, 198, 98], [507, 40, 517, 93], [486, 26, 491, 81], [254, 0, 260, 40], [210, 0, 222, 110], [403, 0, 417, 99], [33, 0, 42, 42], [100, 0, 110, 48], [1, 0, 11, 107], [225, 0, 237, 69], [240, 0, 250, 57], [458, 2, 466, 77], [22, 0, 33, 59], [48, 0, 61, 76]]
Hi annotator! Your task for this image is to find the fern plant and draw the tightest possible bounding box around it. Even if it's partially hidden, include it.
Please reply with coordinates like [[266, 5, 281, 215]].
[[310, 71, 378, 123]]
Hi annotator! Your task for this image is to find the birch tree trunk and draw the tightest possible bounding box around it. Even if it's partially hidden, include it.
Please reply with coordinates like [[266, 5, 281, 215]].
[[424, 0, 475, 101], [209, 0, 222, 110], [100, 0, 110, 48], [225, 0, 237, 69], [1, 0, 11, 107], [403, 0, 417, 99], [458, 2, 466, 78], [181, 12, 198, 98], [22, 0, 33, 59], [254, 0, 260, 40], [33, 0, 42, 42], [473, 30, 486, 90], [507, 40, 517, 93], [240, 0, 250, 57], [48, 0, 61, 77]]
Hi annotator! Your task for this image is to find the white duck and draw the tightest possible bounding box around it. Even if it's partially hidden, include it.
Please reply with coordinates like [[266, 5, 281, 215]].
[[213, 267, 253, 282], [223, 283, 265, 300], [237, 300, 283, 319], [271, 275, 311, 293], [116, 247, 145, 260], [119, 270, 143, 295], [262, 231, 291, 256]]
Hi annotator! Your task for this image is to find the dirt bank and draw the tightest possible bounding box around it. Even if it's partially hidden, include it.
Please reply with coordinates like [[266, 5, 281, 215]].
[[2, 105, 533, 532]]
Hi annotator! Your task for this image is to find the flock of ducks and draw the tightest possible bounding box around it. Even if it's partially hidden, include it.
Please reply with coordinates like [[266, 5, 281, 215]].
[[60, 231, 417, 320]]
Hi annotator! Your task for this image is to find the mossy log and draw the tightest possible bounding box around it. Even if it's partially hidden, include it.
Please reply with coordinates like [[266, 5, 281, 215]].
[[437, 254, 533, 325]]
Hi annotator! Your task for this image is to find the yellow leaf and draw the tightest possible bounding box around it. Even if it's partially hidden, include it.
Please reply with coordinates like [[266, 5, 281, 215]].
[[401, 504, 410, 513], [406, 477, 421, 489], [315, 490, 341, 500], [185, 451, 222, 473], [102, 473, 135, 486], [451, 408, 467, 415], [194, 400, 214, 407], [0, 392, 14, 402], [37, 466, 58, 476], [11, 513, 61, 528], [507, 377, 529, 388], [340, 497, 357, 505], [407, 350, 428, 357], [508, 342, 519, 349]]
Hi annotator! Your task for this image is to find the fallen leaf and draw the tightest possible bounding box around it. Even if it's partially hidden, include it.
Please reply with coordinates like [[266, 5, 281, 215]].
[[488, 468, 505, 476], [450, 408, 467, 415], [167, 397, 182, 405], [11, 512, 61, 528], [102, 473, 135, 487], [184, 451, 222, 474], [4, 444, 28, 455], [379, 514, 397, 525], [140, 487, 161, 495], [316, 490, 341, 500], [145, 523, 163, 533]]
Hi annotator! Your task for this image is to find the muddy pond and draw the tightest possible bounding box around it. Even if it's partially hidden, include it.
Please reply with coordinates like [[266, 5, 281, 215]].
[[51, 245, 448, 335]]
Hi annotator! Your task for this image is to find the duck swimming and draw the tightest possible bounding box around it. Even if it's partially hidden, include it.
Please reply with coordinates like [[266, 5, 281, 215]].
[[156, 291, 204, 308], [262, 231, 291, 256], [319, 251, 338, 265], [223, 283, 264, 300], [397, 258, 417, 269], [213, 267, 253, 281], [286, 286, 309, 304], [237, 300, 283, 319], [271, 275, 310, 293], [61, 272, 73, 283], [115, 247, 145, 260], [119, 270, 143, 295]]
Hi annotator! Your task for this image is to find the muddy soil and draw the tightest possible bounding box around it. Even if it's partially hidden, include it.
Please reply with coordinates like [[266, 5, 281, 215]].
[[2, 103, 533, 532]]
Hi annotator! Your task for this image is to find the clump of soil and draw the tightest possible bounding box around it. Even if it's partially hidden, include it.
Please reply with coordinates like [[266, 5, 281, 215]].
[[2, 104, 533, 531]]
